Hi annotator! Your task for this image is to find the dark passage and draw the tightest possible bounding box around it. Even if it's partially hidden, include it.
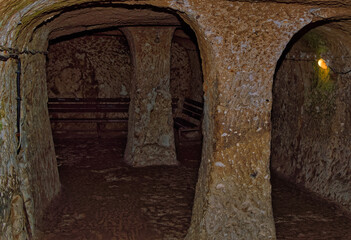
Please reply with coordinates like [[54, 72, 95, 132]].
[[271, 21, 351, 240], [39, 137, 351, 239]]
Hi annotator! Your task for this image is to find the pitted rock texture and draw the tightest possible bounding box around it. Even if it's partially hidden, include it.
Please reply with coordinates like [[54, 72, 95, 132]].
[[271, 24, 351, 213], [171, 42, 195, 101], [0, 54, 61, 240], [171, 34, 203, 102], [47, 31, 201, 101], [47, 32, 132, 99], [46, 30, 201, 137], [20, 54, 61, 235], [1, 1, 351, 240], [122, 27, 178, 167], [0, 58, 28, 240]]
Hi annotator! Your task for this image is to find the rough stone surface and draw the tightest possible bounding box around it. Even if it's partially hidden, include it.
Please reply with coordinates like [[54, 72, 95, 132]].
[[46, 30, 201, 136], [10, 195, 28, 240], [1, 1, 351, 240], [271, 24, 351, 213], [47, 31, 200, 101], [0, 59, 19, 239], [0, 54, 61, 239], [122, 26, 178, 167], [46, 32, 132, 136], [47, 33, 132, 99], [45, 8, 181, 41], [19, 54, 61, 236]]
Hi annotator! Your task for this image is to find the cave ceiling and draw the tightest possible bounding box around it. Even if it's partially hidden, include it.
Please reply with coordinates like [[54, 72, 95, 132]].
[[47, 7, 181, 40]]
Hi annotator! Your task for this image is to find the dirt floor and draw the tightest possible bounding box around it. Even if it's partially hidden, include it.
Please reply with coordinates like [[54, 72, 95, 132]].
[[272, 176, 351, 240], [39, 137, 351, 240]]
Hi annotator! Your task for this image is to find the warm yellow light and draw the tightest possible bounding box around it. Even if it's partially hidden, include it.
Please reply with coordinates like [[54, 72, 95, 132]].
[[318, 58, 328, 70]]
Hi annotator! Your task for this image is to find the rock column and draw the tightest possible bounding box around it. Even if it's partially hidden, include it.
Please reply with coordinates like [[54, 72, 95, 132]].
[[122, 27, 178, 167]]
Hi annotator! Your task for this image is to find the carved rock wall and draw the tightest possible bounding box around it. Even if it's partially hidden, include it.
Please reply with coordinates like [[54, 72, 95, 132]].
[[46, 33, 133, 136], [47, 33, 132, 99], [46, 32, 201, 135], [20, 54, 61, 237], [0, 59, 26, 239], [170, 41, 194, 101], [271, 25, 351, 213], [47, 32, 201, 101], [0, 54, 60, 239], [122, 26, 178, 166], [0, 1, 351, 240]]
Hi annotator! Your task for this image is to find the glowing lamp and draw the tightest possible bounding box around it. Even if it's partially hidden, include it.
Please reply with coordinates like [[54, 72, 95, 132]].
[[318, 58, 328, 70]]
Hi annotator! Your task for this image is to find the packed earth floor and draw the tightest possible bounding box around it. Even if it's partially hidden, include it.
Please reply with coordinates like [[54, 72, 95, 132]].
[[39, 137, 351, 240]]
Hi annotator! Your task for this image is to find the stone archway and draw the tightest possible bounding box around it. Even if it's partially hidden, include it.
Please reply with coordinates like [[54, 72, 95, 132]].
[[271, 19, 351, 237], [4, 1, 351, 240], [39, 6, 206, 237], [0, 4, 209, 239]]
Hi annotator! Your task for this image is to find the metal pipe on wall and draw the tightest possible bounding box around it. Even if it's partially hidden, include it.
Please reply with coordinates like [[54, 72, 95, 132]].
[[15, 58, 21, 154]]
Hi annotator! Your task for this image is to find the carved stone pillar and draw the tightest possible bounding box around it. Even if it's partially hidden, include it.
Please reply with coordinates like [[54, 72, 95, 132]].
[[121, 26, 178, 167]]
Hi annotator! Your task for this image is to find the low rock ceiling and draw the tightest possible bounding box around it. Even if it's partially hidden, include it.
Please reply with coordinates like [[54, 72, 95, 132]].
[[47, 7, 181, 40]]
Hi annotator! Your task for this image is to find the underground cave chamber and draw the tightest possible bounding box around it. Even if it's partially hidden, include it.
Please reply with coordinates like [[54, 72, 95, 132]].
[[2, 1, 351, 239], [39, 6, 205, 239], [270, 20, 351, 238]]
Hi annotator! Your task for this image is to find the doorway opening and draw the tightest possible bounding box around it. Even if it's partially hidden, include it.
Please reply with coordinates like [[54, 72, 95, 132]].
[[41, 6, 204, 239], [271, 20, 351, 238]]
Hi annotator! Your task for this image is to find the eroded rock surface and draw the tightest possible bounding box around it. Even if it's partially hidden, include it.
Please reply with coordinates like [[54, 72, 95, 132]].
[[1, 1, 351, 239], [122, 27, 178, 167], [271, 24, 351, 213]]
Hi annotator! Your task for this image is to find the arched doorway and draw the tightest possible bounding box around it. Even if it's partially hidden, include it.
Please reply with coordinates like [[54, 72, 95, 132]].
[[271, 20, 351, 238], [39, 5, 204, 239]]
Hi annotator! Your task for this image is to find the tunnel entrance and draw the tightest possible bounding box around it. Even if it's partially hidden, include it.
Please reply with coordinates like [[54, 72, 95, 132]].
[[41, 6, 204, 239], [270, 20, 351, 238]]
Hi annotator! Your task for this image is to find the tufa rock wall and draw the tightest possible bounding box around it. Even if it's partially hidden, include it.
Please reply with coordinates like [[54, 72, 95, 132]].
[[122, 26, 178, 167], [47, 33, 132, 99], [0, 58, 30, 240], [20, 54, 61, 231], [271, 26, 351, 213], [0, 54, 60, 239], [47, 32, 201, 101], [46, 31, 201, 136], [0, 0, 351, 239]]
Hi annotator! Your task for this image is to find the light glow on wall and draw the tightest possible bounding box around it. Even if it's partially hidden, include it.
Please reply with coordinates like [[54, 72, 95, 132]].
[[318, 58, 328, 70]]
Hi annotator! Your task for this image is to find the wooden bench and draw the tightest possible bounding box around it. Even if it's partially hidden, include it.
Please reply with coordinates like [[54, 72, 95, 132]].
[[173, 98, 203, 142], [48, 97, 179, 137], [48, 98, 130, 137], [48, 97, 130, 122]]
